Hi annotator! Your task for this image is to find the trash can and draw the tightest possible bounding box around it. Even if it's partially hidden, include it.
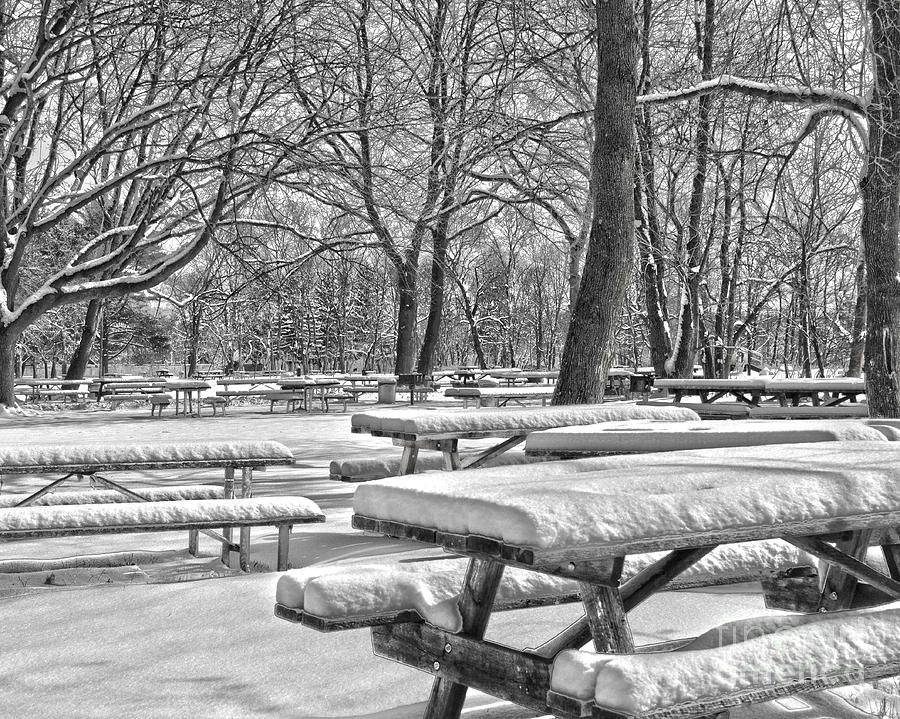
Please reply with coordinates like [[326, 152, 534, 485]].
[[377, 378, 397, 404]]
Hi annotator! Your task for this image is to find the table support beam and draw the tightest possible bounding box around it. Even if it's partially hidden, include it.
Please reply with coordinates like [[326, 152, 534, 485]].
[[423, 557, 504, 719]]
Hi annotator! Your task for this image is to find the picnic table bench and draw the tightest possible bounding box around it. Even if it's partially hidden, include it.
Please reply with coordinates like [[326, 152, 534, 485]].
[[443, 385, 555, 408], [350, 403, 700, 475], [284, 441, 900, 719], [0, 440, 320, 571]]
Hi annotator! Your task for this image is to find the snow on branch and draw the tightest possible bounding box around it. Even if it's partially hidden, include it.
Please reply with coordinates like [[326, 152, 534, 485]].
[[638, 75, 865, 115]]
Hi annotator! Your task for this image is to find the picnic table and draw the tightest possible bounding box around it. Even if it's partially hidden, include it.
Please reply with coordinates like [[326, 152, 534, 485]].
[[279, 377, 345, 411], [311, 441, 900, 719], [0, 440, 317, 571], [350, 403, 700, 474], [164, 380, 210, 415], [653, 377, 768, 405], [14, 378, 90, 402]]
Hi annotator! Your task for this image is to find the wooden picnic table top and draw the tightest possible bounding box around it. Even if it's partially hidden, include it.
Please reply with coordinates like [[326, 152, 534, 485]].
[[351, 441, 900, 567], [15, 378, 89, 387], [164, 380, 211, 391]]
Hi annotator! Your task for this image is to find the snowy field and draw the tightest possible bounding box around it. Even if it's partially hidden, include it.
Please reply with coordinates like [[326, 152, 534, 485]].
[[0, 404, 894, 718]]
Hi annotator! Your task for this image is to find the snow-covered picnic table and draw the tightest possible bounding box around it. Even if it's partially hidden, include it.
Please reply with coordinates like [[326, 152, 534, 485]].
[[653, 376, 868, 409], [524, 418, 895, 456], [349, 403, 700, 475], [0, 440, 319, 570], [315, 441, 900, 719]]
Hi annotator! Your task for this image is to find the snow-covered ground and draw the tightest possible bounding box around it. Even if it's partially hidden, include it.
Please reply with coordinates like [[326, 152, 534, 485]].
[[0, 404, 892, 718]]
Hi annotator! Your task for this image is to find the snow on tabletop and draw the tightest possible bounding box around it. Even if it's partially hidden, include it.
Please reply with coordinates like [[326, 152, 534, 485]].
[[525, 419, 889, 453], [275, 539, 808, 632], [0, 497, 323, 531], [0, 440, 294, 469], [550, 604, 900, 714], [766, 378, 866, 391], [352, 441, 900, 550], [350, 403, 700, 435], [653, 377, 767, 389]]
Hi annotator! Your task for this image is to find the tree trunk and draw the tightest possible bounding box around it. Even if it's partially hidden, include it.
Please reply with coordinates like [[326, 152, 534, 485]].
[[394, 260, 418, 374], [862, 0, 900, 417], [636, 0, 670, 375], [0, 326, 20, 406], [553, 0, 637, 404], [667, 0, 714, 378], [847, 256, 866, 377], [417, 224, 451, 376], [65, 299, 102, 380]]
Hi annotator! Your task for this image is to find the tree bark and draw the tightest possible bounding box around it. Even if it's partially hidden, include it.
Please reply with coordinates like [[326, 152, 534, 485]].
[[553, 0, 637, 404], [394, 260, 418, 374], [847, 255, 866, 377], [667, 0, 715, 378], [636, 0, 670, 375], [417, 228, 449, 376], [65, 299, 103, 380], [863, 0, 900, 417], [0, 327, 19, 406]]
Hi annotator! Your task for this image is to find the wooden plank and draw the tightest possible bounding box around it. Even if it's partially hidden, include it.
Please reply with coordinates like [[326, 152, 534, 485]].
[[818, 529, 871, 611], [277, 524, 291, 571], [784, 535, 900, 601], [372, 622, 552, 715], [399, 445, 419, 475], [222, 467, 235, 564], [620, 546, 717, 610], [423, 558, 505, 719], [581, 583, 634, 653], [441, 439, 461, 471], [882, 543, 900, 579], [460, 435, 526, 471]]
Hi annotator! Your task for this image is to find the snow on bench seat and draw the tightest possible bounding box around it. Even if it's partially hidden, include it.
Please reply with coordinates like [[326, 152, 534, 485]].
[[329, 450, 542, 482], [0, 497, 322, 534], [350, 403, 700, 439], [0, 497, 324, 571], [352, 441, 900, 555], [525, 419, 891, 456], [548, 605, 900, 718], [0, 485, 224, 507], [0, 440, 294, 473], [275, 540, 809, 632]]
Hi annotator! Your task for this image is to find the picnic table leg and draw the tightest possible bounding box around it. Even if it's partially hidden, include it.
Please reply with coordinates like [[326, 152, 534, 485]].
[[423, 558, 505, 719], [399, 445, 418, 474], [441, 439, 461, 471], [221, 467, 235, 565], [277, 524, 291, 570], [239, 468, 254, 571]]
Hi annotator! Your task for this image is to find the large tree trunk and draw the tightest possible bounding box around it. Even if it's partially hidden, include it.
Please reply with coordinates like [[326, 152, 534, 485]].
[[65, 299, 102, 380], [394, 260, 418, 374], [0, 326, 20, 406], [636, 0, 670, 375], [863, 0, 900, 417], [667, 0, 715, 378], [847, 256, 866, 377], [417, 221, 451, 376], [553, 0, 637, 404]]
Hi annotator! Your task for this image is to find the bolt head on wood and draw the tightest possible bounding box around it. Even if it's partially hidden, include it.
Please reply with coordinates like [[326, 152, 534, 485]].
[[444, 643, 452, 653], [432, 661, 440, 671]]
